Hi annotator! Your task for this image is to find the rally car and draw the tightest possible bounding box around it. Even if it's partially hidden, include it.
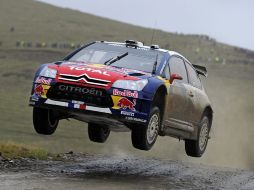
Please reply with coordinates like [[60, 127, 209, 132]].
[[29, 40, 213, 157]]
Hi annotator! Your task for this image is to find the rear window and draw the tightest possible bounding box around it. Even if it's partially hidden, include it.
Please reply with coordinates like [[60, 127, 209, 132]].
[[186, 63, 202, 89]]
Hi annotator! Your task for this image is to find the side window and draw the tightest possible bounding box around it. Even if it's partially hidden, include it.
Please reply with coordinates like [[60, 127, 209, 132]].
[[186, 63, 202, 89], [169, 57, 188, 83]]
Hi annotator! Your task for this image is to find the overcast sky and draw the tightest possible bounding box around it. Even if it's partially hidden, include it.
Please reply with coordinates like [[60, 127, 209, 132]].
[[38, 0, 254, 50]]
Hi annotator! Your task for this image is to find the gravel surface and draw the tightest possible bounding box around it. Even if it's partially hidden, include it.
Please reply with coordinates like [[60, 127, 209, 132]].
[[0, 153, 254, 190]]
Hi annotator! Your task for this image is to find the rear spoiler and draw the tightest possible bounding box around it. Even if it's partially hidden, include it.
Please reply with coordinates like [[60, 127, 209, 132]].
[[192, 64, 208, 77]]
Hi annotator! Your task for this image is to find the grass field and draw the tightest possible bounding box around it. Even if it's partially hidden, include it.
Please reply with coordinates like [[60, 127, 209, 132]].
[[0, 142, 48, 160], [0, 0, 253, 170]]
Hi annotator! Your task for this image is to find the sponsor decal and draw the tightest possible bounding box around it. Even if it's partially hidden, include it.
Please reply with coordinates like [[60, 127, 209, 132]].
[[35, 77, 52, 85], [34, 84, 50, 98], [29, 101, 36, 105], [45, 99, 112, 114], [34, 84, 43, 96], [70, 100, 86, 110], [72, 100, 85, 104], [58, 85, 104, 97], [68, 102, 86, 110], [117, 98, 136, 111], [125, 117, 147, 123], [68, 66, 110, 76], [113, 89, 138, 98], [121, 111, 135, 117], [31, 95, 39, 101]]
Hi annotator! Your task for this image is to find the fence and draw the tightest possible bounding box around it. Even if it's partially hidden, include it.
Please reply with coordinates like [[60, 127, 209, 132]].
[[14, 41, 83, 49]]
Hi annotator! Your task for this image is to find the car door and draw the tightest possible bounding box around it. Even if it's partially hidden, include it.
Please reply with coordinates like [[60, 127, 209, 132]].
[[185, 62, 204, 125], [165, 56, 190, 125]]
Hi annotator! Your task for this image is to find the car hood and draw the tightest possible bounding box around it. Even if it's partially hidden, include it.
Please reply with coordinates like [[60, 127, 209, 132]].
[[50, 61, 151, 89]]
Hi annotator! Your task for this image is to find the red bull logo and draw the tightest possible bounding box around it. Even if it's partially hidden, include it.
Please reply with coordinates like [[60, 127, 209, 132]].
[[34, 84, 43, 96], [35, 77, 52, 85], [34, 84, 50, 98], [117, 98, 136, 111], [113, 89, 138, 98]]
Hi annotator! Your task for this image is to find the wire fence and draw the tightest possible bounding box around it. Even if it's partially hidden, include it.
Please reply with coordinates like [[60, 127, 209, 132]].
[[14, 41, 83, 49]]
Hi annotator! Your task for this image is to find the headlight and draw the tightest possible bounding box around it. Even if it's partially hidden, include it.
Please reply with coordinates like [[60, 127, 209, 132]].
[[39, 67, 57, 78], [112, 79, 148, 91]]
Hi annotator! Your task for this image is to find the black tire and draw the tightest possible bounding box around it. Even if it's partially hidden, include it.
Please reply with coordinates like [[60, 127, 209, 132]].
[[131, 107, 160, 151], [185, 115, 210, 157], [88, 123, 110, 143], [33, 107, 59, 135]]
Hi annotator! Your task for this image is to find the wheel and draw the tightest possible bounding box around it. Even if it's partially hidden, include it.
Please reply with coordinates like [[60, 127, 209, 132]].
[[88, 123, 110, 143], [185, 115, 210, 157], [131, 107, 160, 150], [33, 107, 59, 135]]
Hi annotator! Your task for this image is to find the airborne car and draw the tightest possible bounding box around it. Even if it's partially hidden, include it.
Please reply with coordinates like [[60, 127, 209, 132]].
[[29, 40, 213, 157]]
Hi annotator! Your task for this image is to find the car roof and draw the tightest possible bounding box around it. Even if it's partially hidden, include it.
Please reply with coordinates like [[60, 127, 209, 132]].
[[97, 41, 167, 53], [97, 41, 191, 64], [168, 51, 192, 64]]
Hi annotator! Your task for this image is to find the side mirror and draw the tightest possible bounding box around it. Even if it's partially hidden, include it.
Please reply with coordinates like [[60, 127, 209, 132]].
[[170, 73, 183, 83]]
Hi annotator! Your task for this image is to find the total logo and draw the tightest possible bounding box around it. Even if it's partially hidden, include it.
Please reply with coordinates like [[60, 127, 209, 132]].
[[113, 89, 138, 98], [68, 66, 110, 76], [117, 98, 136, 111]]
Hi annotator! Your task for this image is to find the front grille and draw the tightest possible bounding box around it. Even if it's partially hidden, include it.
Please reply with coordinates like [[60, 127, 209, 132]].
[[47, 83, 113, 107], [59, 74, 110, 87]]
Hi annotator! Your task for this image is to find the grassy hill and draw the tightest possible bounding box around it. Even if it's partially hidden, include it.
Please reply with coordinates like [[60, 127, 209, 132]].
[[0, 0, 254, 65], [0, 0, 253, 170]]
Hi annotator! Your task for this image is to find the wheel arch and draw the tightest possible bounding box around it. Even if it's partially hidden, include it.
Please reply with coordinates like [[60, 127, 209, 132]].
[[203, 105, 213, 129], [151, 84, 168, 126]]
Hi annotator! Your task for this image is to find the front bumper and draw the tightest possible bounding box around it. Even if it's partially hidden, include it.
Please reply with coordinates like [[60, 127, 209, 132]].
[[29, 95, 150, 126], [30, 77, 153, 126]]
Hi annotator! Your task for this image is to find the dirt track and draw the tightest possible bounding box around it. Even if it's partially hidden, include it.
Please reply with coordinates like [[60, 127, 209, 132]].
[[1, 153, 254, 190]]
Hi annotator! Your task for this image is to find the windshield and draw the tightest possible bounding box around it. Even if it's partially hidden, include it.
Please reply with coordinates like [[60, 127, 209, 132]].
[[67, 43, 164, 73]]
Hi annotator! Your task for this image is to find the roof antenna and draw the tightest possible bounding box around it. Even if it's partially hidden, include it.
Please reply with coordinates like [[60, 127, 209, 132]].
[[150, 20, 157, 44], [152, 54, 158, 75]]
